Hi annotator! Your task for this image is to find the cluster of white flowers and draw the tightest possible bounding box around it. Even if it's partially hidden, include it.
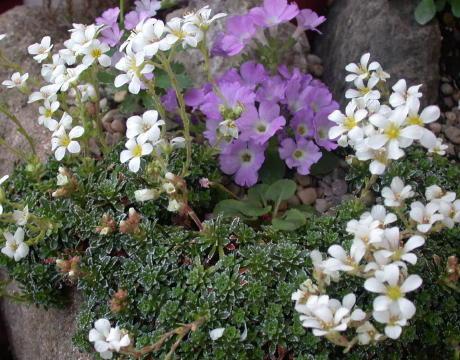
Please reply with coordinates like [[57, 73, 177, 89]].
[[293, 177, 460, 347], [329, 53, 446, 175], [88, 318, 130, 359], [115, 6, 225, 94]]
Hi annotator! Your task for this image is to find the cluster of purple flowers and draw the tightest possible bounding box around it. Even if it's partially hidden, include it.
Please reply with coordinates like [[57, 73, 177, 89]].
[[96, 0, 161, 47], [184, 62, 338, 187], [212, 0, 326, 57]]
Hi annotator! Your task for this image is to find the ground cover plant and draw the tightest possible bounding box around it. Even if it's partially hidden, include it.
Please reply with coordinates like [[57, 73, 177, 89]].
[[0, 0, 459, 359]]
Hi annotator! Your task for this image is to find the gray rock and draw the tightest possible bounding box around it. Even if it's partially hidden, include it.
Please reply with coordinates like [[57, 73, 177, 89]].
[[441, 83, 454, 96], [315, 0, 441, 106], [445, 126, 460, 145], [297, 187, 317, 205]]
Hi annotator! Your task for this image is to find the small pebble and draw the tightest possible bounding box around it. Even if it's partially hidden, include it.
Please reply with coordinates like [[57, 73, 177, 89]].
[[114, 90, 128, 103], [315, 199, 330, 213], [444, 126, 460, 145], [307, 54, 322, 65], [295, 174, 313, 187], [428, 122, 441, 135], [111, 119, 126, 133], [331, 179, 348, 196], [297, 187, 317, 205], [288, 195, 301, 206], [444, 97, 455, 108], [441, 83, 454, 96], [309, 63, 324, 77], [102, 109, 117, 124]]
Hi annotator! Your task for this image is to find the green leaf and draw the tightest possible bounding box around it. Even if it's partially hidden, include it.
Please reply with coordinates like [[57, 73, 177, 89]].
[[266, 179, 297, 203], [247, 184, 269, 207], [450, 0, 460, 17], [310, 151, 340, 176], [435, 0, 447, 11], [97, 70, 116, 84], [415, 0, 437, 25], [271, 209, 306, 231], [213, 199, 271, 219], [259, 147, 286, 184]]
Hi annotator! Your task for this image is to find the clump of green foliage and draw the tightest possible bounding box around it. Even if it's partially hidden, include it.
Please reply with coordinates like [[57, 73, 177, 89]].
[[1, 147, 459, 359], [415, 0, 460, 25]]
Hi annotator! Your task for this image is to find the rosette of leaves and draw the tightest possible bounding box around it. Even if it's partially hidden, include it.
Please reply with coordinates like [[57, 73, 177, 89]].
[[415, 0, 460, 25]]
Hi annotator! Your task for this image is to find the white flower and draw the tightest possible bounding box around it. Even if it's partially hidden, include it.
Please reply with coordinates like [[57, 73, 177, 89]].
[[171, 137, 186, 149], [345, 53, 380, 82], [0, 34, 7, 41], [89, 319, 130, 360], [345, 77, 381, 103], [328, 101, 367, 145], [373, 306, 409, 339], [132, 19, 172, 57], [310, 249, 339, 284], [355, 144, 390, 175], [364, 264, 422, 318], [120, 138, 153, 173], [82, 39, 111, 67], [41, 54, 66, 82], [105, 326, 130, 352], [126, 110, 164, 144], [371, 66, 390, 82], [69, 83, 97, 102], [165, 17, 203, 48], [425, 185, 456, 203], [114, 51, 154, 95], [409, 201, 443, 233], [13, 205, 29, 226], [360, 205, 397, 227], [38, 100, 60, 131], [322, 242, 366, 273], [368, 107, 422, 159], [218, 119, 239, 140], [2, 72, 28, 89], [28, 36, 53, 63], [346, 215, 384, 249], [209, 327, 225, 341], [134, 189, 157, 202], [438, 200, 460, 229], [0, 175, 9, 215], [55, 64, 87, 92], [184, 6, 227, 29], [381, 177, 414, 207], [373, 228, 425, 266], [65, 24, 102, 55], [1, 228, 29, 262], [167, 199, 182, 212], [28, 84, 60, 103], [135, 0, 161, 16], [58, 48, 77, 66], [356, 321, 384, 345], [389, 79, 422, 109], [51, 126, 84, 161], [427, 137, 448, 156], [163, 182, 176, 195], [298, 294, 353, 337]]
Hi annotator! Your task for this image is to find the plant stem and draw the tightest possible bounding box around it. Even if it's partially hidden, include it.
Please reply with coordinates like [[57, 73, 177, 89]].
[[184, 205, 204, 231], [0, 103, 36, 155], [158, 53, 192, 177], [90, 65, 109, 153], [199, 33, 212, 82], [359, 174, 378, 201], [145, 80, 168, 136], [119, 0, 125, 26]]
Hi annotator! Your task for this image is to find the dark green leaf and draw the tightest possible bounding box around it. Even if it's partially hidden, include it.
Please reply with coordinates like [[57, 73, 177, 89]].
[[247, 184, 269, 207], [266, 179, 297, 203], [450, 0, 460, 16], [310, 151, 340, 176], [213, 199, 271, 219], [271, 209, 306, 231], [435, 0, 447, 11], [259, 147, 286, 184], [97, 70, 116, 84]]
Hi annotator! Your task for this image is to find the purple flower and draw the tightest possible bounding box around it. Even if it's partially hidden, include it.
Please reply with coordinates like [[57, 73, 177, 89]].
[[184, 85, 212, 110], [237, 102, 286, 145], [313, 108, 339, 151], [296, 9, 326, 33], [291, 108, 315, 138], [220, 140, 266, 187], [256, 75, 286, 102], [250, 0, 299, 27], [125, 10, 150, 30], [162, 88, 178, 112], [96, 7, 120, 26], [211, 15, 257, 57], [100, 24, 124, 47], [279, 137, 322, 175], [240, 61, 268, 89], [135, 0, 161, 17], [219, 68, 242, 84], [201, 81, 256, 121]]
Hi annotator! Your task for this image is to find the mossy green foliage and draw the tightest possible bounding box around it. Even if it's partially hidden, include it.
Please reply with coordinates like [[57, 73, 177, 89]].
[[1, 147, 459, 359]]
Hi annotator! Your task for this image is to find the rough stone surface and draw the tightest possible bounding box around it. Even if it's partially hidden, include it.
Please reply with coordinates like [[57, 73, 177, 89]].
[[314, 0, 442, 106], [0, 6, 90, 360], [0, 278, 91, 360]]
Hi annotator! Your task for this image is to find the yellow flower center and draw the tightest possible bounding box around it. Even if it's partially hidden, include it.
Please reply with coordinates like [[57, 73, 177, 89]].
[[386, 286, 402, 300], [344, 116, 357, 130], [293, 150, 304, 159], [407, 116, 423, 126], [45, 109, 54, 118], [91, 48, 102, 59], [59, 135, 71, 147], [385, 123, 400, 140], [132, 144, 143, 158], [359, 87, 371, 95]]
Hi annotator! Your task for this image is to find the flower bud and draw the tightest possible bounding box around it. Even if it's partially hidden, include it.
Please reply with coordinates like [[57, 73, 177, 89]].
[[134, 189, 157, 202]]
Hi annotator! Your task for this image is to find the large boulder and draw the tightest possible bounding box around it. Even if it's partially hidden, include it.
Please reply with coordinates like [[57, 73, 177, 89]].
[[314, 0, 441, 105]]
